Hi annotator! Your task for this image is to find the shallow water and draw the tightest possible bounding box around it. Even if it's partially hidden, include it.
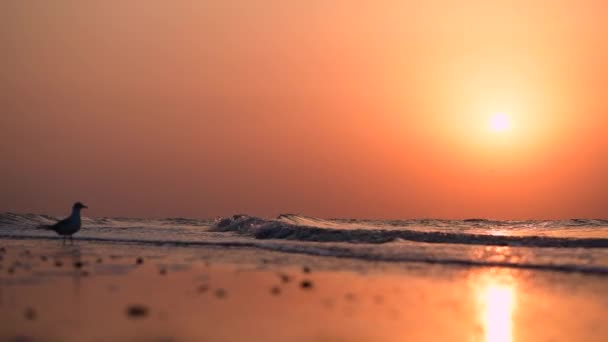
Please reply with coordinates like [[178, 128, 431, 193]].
[[0, 238, 607, 342], [1, 213, 608, 274]]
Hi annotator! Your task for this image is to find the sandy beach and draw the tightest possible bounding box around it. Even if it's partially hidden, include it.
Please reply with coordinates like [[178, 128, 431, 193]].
[[1, 237, 607, 342]]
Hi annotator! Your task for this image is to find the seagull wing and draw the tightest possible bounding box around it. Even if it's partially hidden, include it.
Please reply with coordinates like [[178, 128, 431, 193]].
[[37, 217, 68, 231]]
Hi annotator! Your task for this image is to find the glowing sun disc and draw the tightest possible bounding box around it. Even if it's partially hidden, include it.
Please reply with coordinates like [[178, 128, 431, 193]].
[[490, 113, 511, 132]]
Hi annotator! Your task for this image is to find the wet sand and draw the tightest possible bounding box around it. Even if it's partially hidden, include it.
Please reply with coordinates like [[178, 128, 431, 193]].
[[0, 238, 607, 342]]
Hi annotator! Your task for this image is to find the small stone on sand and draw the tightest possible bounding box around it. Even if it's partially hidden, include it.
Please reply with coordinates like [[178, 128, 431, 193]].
[[214, 289, 227, 299], [54, 261, 63, 267], [40, 256, 47, 261], [197, 285, 209, 293], [136, 257, 144, 265], [302, 266, 311, 273], [300, 280, 313, 289], [278, 273, 291, 283], [74, 261, 83, 269], [126, 305, 149, 318], [270, 286, 281, 295], [159, 268, 167, 275], [24, 308, 37, 321], [96, 258, 103, 263]]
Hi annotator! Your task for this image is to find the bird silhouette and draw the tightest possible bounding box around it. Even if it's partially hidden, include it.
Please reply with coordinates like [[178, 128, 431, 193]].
[[40, 202, 88, 244]]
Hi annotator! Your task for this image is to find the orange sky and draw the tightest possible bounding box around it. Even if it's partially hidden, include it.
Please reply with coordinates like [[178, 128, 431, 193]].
[[1, 1, 607, 219]]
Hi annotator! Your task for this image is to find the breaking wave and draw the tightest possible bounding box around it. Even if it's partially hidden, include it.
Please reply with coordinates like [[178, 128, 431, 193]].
[[213, 214, 608, 248], [2, 212, 608, 275]]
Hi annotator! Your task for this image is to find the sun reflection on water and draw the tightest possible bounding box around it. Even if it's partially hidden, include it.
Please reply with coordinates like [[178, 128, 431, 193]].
[[476, 271, 517, 342]]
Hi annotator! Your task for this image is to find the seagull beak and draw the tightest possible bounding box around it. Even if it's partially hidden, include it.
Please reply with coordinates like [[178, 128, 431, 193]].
[[83, 205, 88, 209]]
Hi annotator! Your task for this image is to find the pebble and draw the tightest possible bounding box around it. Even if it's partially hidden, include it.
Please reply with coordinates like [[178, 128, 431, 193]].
[[24, 308, 37, 321], [278, 273, 291, 283], [300, 280, 313, 289], [214, 289, 227, 299], [136, 257, 144, 265], [126, 305, 149, 318]]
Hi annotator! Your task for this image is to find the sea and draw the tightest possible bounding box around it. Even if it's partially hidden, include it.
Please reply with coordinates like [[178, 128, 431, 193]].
[[1, 213, 607, 275]]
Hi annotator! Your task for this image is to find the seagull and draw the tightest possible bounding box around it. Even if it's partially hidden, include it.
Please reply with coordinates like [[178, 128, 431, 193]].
[[41, 202, 88, 243]]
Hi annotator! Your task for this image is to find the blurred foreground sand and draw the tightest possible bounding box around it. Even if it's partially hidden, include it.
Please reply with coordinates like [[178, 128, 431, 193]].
[[0, 239, 607, 342]]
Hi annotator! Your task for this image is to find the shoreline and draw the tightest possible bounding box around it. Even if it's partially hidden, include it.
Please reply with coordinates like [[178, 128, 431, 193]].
[[1, 238, 607, 341], [1, 234, 607, 276]]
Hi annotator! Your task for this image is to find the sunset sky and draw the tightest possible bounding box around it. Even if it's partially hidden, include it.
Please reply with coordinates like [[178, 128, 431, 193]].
[[1, 1, 607, 219]]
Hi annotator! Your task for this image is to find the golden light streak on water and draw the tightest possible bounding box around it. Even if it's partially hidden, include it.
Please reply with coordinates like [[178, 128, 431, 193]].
[[476, 271, 517, 342]]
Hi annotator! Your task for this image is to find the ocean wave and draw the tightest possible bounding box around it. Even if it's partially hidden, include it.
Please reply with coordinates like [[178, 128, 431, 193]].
[[212, 215, 608, 248], [0, 212, 57, 227], [2, 212, 608, 275], [0, 212, 211, 229], [2, 213, 607, 249]]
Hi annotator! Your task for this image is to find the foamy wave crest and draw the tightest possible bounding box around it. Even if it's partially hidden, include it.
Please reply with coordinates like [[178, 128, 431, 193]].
[[212, 215, 608, 248]]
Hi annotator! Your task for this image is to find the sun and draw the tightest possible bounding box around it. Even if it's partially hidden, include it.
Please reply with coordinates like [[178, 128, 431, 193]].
[[489, 113, 511, 132]]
